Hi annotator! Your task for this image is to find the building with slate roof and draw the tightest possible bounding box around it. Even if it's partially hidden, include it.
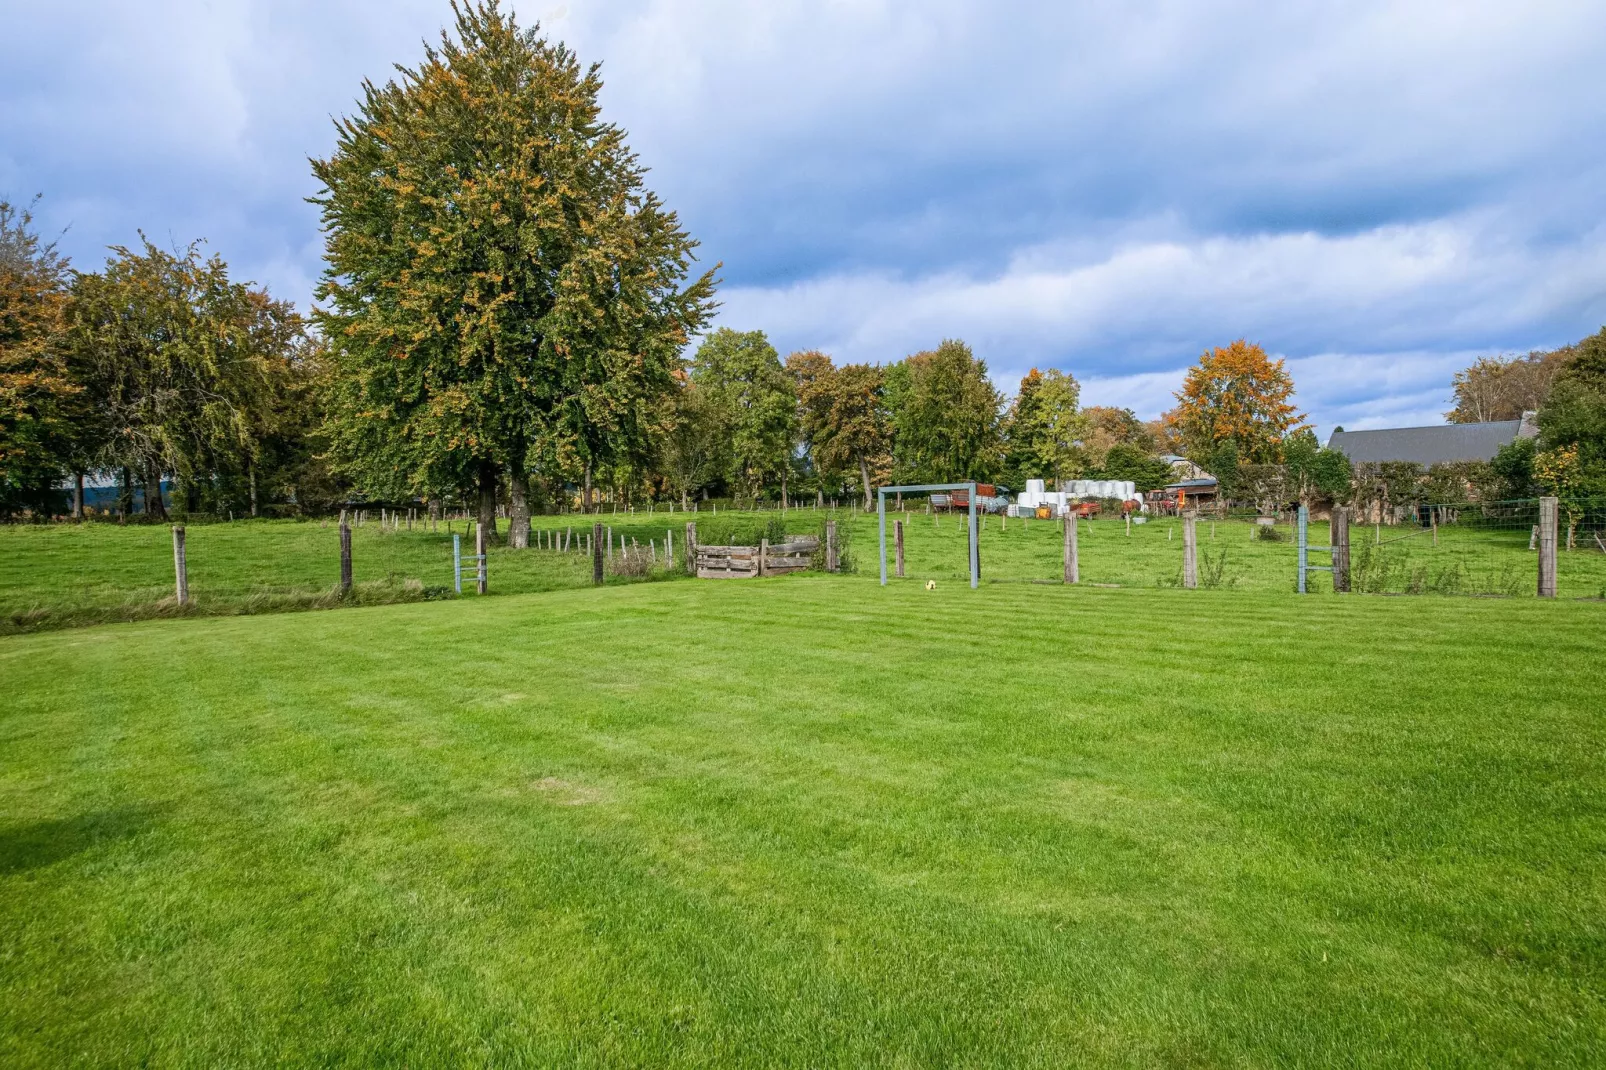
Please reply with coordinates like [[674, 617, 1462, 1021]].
[[1326, 414, 1537, 466]]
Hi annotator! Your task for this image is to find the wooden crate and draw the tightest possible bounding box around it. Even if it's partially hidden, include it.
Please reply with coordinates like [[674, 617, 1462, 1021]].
[[696, 537, 819, 579]]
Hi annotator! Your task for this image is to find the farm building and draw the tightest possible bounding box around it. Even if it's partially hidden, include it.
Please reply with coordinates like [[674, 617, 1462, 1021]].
[[1326, 414, 1537, 466]]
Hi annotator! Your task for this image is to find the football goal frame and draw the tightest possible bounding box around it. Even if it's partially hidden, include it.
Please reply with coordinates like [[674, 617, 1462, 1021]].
[[878, 483, 979, 589]]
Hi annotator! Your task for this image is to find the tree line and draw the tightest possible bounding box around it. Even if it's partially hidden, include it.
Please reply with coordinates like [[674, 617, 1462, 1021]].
[[3, 2, 1602, 534]]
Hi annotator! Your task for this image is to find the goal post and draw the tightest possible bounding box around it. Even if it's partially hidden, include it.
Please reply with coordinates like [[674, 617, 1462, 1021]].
[[878, 483, 979, 589]]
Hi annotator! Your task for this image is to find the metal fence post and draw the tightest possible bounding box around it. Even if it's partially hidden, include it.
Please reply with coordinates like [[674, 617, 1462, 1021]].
[[1297, 504, 1309, 594], [968, 484, 979, 588], [1538, 496, 1558, 598], [172, 525, 188, 605], [453, 534, 462, 594]]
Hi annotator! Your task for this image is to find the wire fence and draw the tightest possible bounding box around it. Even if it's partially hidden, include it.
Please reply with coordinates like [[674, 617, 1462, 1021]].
[[2, 498, 1601, 634], [0, 513, 729, 634], [839, 497, 1606, 599]]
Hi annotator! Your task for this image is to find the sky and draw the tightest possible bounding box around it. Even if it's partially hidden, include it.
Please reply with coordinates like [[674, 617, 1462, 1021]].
[[4, 0, 1605, 438]]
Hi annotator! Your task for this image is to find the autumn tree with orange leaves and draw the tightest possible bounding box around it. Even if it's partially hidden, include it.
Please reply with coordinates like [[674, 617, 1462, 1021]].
[[1165, 340, 1307, 464]]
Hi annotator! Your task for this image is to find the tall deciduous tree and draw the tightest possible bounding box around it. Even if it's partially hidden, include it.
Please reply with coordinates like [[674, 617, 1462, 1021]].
[[1536, 326, 1606, 497], [312, 1, 716, 544], [891, 339, 1002, 483], [1167, 339, 1306, 464], [691, 328, 796, 501], [65, 240, 302, 520], [1447, 350, 1568, 423], [659, 378, 727, 510], [0, 199, 79, 516], [1003, 367, 1084, 488], [790, 351, 888, 507]]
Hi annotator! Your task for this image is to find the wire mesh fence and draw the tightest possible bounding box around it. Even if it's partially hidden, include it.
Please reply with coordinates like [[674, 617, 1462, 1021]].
[[0, 512, 731, 634], [3, 497, 1601, 634], [837, 497, 1606, 599]]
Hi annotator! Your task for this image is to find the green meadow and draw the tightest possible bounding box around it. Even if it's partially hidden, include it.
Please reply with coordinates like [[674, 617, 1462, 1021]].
[[2, 505, 1601, 635], [2, 578, 1603, 1066]]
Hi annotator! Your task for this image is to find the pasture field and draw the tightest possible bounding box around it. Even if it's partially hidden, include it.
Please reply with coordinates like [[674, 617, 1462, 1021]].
[[845, 506, 1606, 595], [2, 579, 1603, 1066], [2, 504, 1603, 634]]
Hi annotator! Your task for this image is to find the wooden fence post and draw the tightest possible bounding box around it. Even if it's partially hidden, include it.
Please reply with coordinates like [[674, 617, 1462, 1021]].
[[759, 537, 769, 578], [1331, 506, 1350, 593], [1538, 496, 1558, 598], [685, 521, 697, 573], [172, 525, 188, 605], [339, 522, 353, 593], [1182, 513, 1197, 589], [826, 520, 838, 572], [894, 519, 905, 578], [1063, 512, 1079, 584], [475, 520, 488, 595], [593, 522, 605, 585]]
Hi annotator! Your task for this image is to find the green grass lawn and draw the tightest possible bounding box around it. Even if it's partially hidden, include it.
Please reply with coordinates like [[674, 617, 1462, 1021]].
[[2, 579, 1603, 1066]]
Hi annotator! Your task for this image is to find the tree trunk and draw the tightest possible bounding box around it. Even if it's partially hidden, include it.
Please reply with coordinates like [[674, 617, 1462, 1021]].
[[144, 465, 167, 519], [249, 462, 259, 517], [583, 462, 594, 514], [476, 461, 499, 544], [859, 455, 873, 510], [118, 467, 132, 522], [508, 469, 530, 549], [72, 473, 84, 519], [681, 488, 690, 512]]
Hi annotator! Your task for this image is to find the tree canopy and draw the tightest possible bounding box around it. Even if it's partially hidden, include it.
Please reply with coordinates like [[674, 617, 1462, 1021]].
[[691, 328, 796, 500], [891, 340, 1002, 484], [1168, 340, 1306, 464], [311, 0, 716, 534], [790, 352, 887, 506], [1003, 367, 1084, 488], [0, 200, 79, 515], [64, 239, 304, 519]]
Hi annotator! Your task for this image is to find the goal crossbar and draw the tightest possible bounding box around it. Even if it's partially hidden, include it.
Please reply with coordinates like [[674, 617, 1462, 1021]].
[[878, 483, 979, 589]]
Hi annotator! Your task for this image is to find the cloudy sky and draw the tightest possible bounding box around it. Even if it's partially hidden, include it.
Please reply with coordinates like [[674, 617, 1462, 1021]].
[[5, 1, 1605, 436]]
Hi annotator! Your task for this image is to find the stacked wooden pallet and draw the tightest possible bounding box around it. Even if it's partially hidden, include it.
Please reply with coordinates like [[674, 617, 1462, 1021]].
[[696, 537, 819, 579]]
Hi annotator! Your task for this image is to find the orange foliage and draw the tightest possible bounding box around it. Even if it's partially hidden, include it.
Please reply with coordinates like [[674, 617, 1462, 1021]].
[[1168, 339, 1306, 464]]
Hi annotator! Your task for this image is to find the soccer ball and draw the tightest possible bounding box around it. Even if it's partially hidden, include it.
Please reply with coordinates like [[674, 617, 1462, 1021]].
[[925, 580, 937, 591]]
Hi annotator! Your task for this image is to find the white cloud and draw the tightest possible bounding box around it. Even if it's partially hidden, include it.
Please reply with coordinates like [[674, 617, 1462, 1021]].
[[715, 212, 1606, 429], [3, 0, 1604, 432]]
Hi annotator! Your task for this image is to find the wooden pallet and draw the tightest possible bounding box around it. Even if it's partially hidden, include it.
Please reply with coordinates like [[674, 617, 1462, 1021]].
[[696, 537, 819, 578]]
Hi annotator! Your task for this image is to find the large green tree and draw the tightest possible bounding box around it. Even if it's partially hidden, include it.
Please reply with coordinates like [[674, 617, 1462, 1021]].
[[659, 378, 727, 510], [1536, 327, 1606, 497], [0, 200, 79, 516], [790, 351, 887, 507], [691, 328, 796, 501], [1002, 367, 1085, 488], [65, 240, 303, 520], [891, 340, 1002, 484], [312, 1, 716, 543]]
